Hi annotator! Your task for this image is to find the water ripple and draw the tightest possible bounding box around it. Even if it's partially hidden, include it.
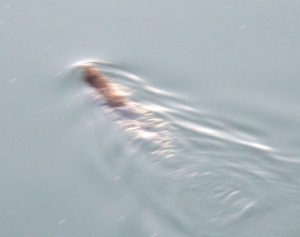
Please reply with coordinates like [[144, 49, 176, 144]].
[[67, 59, 300, 236]]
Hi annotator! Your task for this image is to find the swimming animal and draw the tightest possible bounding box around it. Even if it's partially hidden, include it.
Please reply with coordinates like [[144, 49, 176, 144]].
[[79, 62, 174, 157], [83, 65, 128, 107]]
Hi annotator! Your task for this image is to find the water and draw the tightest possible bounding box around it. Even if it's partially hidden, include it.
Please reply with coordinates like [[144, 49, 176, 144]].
[[1, 1, 300, 236]]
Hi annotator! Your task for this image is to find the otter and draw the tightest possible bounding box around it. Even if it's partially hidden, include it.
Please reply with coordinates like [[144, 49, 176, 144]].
[[79, 62, 174, 157], [83, 65, 128, 107]]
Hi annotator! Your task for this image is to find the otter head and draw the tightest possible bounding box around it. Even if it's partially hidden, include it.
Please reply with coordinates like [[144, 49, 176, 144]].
[[83, 66, 107, 89]]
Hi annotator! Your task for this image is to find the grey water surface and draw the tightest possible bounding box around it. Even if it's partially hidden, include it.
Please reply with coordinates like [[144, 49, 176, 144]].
[[1, 1, 300, 237]]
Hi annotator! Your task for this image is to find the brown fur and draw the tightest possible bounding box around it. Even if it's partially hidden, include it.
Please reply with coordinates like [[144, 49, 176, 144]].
[[84, 66, 127, 107]]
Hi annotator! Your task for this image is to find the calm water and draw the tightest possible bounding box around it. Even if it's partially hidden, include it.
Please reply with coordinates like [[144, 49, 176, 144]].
[[1, 1, 300, 237]]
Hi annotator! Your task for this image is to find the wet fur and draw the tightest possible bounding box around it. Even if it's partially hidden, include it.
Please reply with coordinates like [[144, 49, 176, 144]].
[[83, 65, 128, 107]]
